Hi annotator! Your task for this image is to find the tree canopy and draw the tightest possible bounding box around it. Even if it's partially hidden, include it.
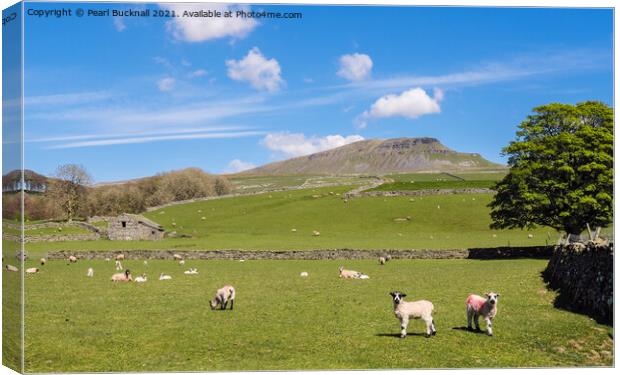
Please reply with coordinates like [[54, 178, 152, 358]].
[[489, 101, 613, 235]]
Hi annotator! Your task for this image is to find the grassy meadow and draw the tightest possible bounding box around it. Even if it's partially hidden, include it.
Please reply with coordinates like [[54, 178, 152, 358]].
[[23, 185, 557, 256], [14, 258, 612, 372]]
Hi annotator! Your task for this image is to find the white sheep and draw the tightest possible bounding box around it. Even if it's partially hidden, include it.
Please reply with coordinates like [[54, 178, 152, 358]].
[[159, 273, 172, 281], [68, 255, 78, 263], [87, 267, 94, 277], [25, 267, 39, 274], [134, 274, 148, 283], [312, 230, 321, 236], [173, 254, 183, 261], [338, 266, 369, 279], [210, 285, 236, 310], [179, 260, 185, 266], [40, 258, 46, 265], [111, 269, 132, 282], [379, 257, 386, 265], [5, 265, 18, 272], [115, 260, 123, 271], [300, 271, 309, 277], [466, 292, 500, 336], [184, 268, 198, 275], [143, 260, 148, 266], [115, 254, 125, 261], [389, 291, 436, 338]]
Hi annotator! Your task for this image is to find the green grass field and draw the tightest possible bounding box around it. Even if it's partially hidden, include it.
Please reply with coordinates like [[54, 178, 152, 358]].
[[14, 258, 612, 372], [23, 186, 557, 256], [370, 180, 497, 192]]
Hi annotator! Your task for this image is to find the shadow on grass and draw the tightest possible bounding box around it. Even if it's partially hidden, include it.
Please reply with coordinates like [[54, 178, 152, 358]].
[[375, 332, 431, 339], [452, 326, 487, 335]]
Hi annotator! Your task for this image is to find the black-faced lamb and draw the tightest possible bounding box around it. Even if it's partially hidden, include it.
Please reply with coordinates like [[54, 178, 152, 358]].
[[111, 269, 132, 282], [466, 292, 499, 336], [210, 285, 235, 310], [389, 291, 436, 338]]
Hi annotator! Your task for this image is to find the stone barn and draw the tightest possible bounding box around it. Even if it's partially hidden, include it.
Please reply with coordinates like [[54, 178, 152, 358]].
[[107, 214, 165, 241]]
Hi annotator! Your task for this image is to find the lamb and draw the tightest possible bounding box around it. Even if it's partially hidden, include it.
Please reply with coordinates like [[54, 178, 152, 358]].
[[87, 267, 94, 277], [111, 269, 132, 282], [210, 285, 236, 310], [159, 273, 172, 280], [389, 291, 436, 338], [134, 274, 148, 283], [179, 260, 185, 266], [40, 258, 46, 266], [379, 256, 386, 265], [184, 268, 198, 275], [68, 255, 78, 263], [5, 265, 18, 272], [300, 271, 309, 277], [338, 266, 369, 279], [115, 260, 123, 271], [25, 267, 39, 274], [115, 254, 125, 261], [312, 230, 320, 236], [466, 292, 500, 336], [173, 254, 183, 261]]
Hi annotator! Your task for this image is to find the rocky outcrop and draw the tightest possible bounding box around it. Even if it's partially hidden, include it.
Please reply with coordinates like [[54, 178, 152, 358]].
[[543, 240, 613, 324]]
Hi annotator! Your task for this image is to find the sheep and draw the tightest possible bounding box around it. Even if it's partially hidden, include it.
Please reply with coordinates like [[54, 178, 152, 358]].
[[111, 269, 132, 282], [389, 291, 436, 338], [300, 271, 309, 277], [385, 255, 392, 261], [179, 260, 185, 266], [40, 258, 46, 266], [184, 268, 198, 275], [312, 230, 321, 236], [68, 255, 78, 263], [143, 260, 148, 266], [338, 266, 369, 279], [87, 267, 94, 277], [115, 260, 123, 271], [105, 258, 111, 262], [379, 257, 386, 265], [528, 234, 534, 238], [5, 265, 18, 272], [25, 267, 39, 274], [210, 285, 236, 310], [291, 228, 297, 232], [173, 254, 183, 261], [466, 292, 500, 336], [159, 273, 172, 281], [134, 274, 148, 283], [115, 254, 125, 261]]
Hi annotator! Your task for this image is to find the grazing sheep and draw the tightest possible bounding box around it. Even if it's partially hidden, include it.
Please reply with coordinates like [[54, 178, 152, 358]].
[[312, 230, 321, 236], [379, 257, 386, 265], [389, 291, 436, 338], [159, 273, 172, 281], [338, 266, 369, 279], [143, 260, 148, 266], [179, 260, 185, 266], [300, 271, 309, 277], [291, 228, 297, 232], [115, 254, 125, 261], [184, 268, 198, 275], [210, 285, 236, 310], [134, 274, 148, 283], [528, 234, 534, 238], [87, 268, 94, 277], [68, 255, 78, 263], [5, 265, 18, 272], [40, 258, 46, 266], [386, 254, 392, 261], [105, 258, 111, 262], [111, 269, 132, 282], [25, 267, 39, 274], [115, 260, 123, 271], [173, 254, 183, 261], [466, 292, 500, 336]]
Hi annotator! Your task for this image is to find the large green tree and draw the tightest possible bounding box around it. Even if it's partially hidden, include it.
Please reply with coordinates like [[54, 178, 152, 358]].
[[489, 101, 613, 235]]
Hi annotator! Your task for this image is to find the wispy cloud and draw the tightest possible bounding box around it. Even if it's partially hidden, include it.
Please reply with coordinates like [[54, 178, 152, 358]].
[[49, 130, 266, 149], [25, 91, 113, 106], [261, 132, 364, 158], [225, 159, 257, 173]]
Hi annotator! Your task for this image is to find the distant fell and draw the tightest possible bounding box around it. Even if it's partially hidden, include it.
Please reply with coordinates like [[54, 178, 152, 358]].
[[242, 137, 504, 175]]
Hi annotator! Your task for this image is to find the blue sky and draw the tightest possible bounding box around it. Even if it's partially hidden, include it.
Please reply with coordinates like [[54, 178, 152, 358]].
[[21, 2, 613, 182]]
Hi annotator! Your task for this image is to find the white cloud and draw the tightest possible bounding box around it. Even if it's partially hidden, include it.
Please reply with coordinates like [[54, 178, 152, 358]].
[[190, 69, 207, 78], [26, 91, 112, 106], [337, 53, 373, 81], [226, 47, 284, 92], [225, 159, 256, 173], [157, 78, 175, 92], [113, 17, 126, 32], [261, 132, 365, 158], [357, 87, 443, 128], [161, 4, 257, 42]]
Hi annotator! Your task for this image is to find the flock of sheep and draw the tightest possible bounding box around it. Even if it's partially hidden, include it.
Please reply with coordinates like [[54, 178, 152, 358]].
[[5, 253, 500, 338]]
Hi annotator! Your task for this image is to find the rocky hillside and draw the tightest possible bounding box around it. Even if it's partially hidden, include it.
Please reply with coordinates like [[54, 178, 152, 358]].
[[243, 137, 504, 175]]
